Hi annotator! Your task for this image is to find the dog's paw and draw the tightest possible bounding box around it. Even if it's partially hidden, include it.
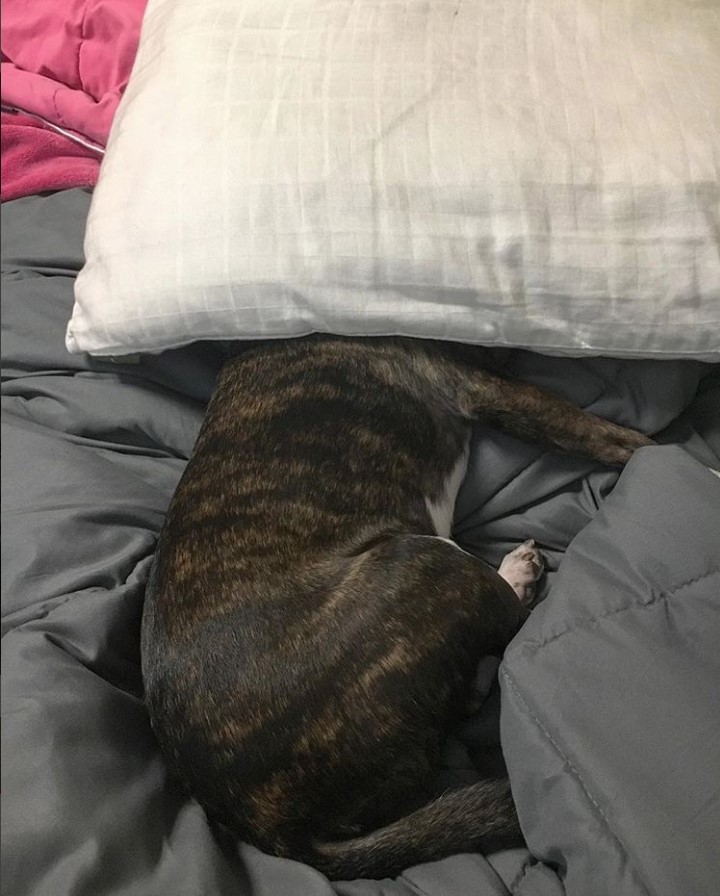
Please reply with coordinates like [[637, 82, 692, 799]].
[[591, 422, 654, 467], [498, 540, 545, 605]]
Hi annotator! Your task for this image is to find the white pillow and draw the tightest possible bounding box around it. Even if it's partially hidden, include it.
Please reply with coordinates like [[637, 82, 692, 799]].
[[68, 0, 720, 359]]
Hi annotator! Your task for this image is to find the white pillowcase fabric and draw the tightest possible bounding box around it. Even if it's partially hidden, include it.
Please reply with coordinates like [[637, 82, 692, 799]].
[[68, 0, 720, 359]]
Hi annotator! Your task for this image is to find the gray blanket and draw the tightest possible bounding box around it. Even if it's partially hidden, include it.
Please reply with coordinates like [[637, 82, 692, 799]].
[[2, 190, 719, 896]]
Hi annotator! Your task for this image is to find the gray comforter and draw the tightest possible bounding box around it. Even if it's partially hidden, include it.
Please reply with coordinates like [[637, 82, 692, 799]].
[[2, 189, 719, 896]]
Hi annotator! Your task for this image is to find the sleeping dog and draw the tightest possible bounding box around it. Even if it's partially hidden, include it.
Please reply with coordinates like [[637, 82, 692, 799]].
[[141, 336, 653, 880]]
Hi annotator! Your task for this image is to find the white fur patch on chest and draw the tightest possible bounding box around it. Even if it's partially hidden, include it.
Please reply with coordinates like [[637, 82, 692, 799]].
[[424, 441, 470, 539]]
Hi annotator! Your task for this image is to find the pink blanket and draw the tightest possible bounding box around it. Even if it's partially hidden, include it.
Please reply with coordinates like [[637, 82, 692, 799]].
[[1, 0, 147, 202], [1, 110, 100, 202]]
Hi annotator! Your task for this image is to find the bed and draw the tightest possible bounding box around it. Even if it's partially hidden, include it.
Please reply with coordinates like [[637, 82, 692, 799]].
[[3, 2, 720, 896]]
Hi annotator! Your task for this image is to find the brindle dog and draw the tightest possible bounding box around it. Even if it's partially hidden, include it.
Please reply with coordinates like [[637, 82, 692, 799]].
[[141, 336, 653, 880]]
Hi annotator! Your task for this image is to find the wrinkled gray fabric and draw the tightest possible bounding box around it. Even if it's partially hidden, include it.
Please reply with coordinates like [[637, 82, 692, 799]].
[[501, 447, 720, 896], [2, 190, 719, 896]]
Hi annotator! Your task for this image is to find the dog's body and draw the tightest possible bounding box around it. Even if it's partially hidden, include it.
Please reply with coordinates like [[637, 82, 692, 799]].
[[141, 336, 652, 879]]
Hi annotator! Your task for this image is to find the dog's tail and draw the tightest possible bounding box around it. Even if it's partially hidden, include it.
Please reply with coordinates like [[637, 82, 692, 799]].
[[305, 779, 522, 881]]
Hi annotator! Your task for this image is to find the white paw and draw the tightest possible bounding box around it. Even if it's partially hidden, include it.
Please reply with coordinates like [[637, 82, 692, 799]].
[[498, 539, 545, 605]]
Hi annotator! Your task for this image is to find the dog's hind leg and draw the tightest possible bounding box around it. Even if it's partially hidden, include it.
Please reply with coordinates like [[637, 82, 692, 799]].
[[257, 533, 529, 850], [454, 369, 654, 466], [292, 534, 530, 878]]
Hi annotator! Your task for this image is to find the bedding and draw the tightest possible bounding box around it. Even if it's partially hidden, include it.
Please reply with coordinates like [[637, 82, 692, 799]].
[[0, 109, 101, 204], [68, 0, 720, 359], [3, 188, 720, 896], [1, 0, 147, 147], [0, 0, 146, 202]]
